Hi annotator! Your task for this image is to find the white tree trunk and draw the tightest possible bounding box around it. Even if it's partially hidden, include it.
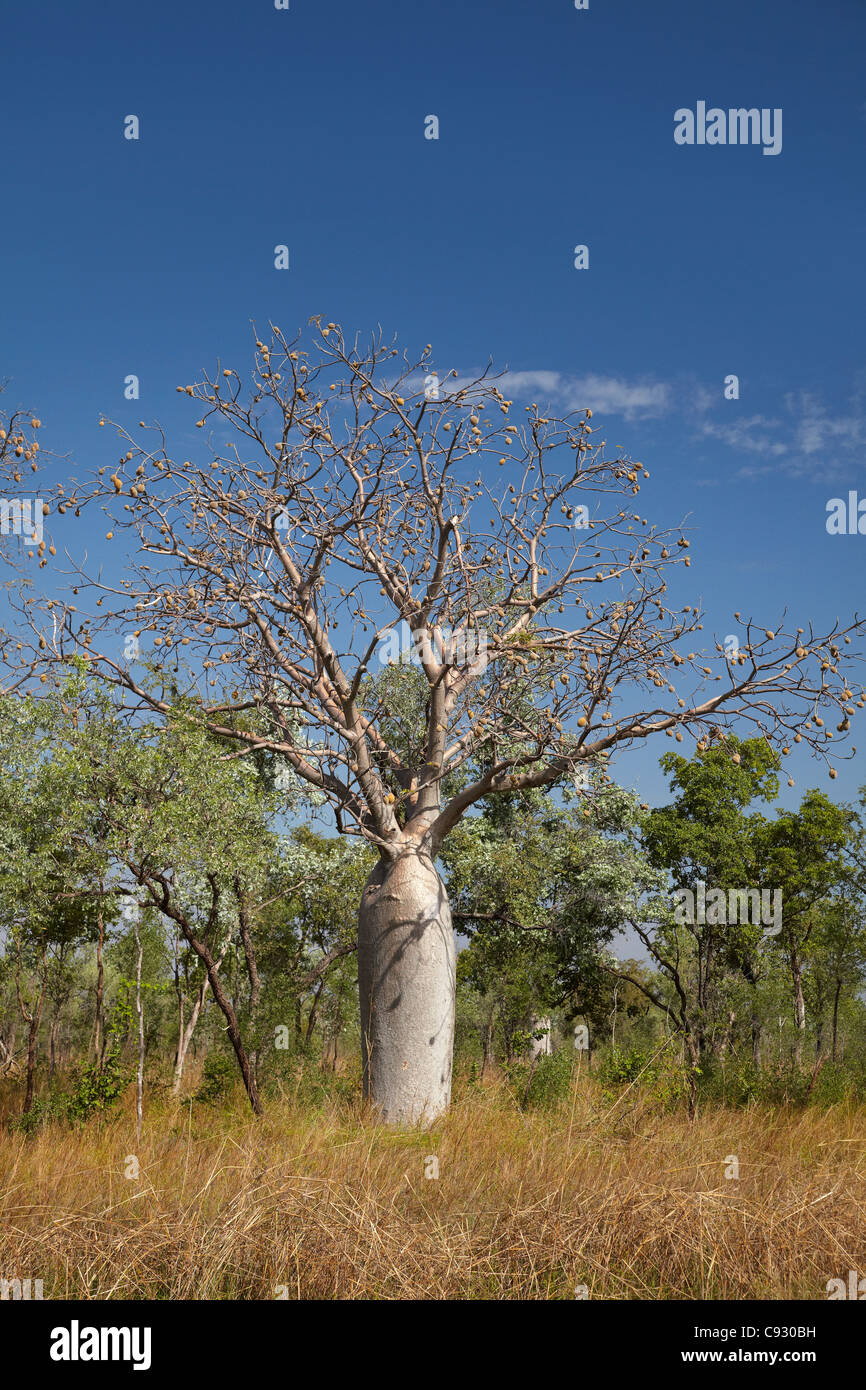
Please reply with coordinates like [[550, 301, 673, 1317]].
[[172, 976, 209, 1095], [172, 942, 227, 1095], [358, 846, 456, 1126], [793, 962, 807, 1067]]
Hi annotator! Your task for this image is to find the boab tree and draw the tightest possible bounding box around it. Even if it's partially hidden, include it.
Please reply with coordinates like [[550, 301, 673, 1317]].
[[28, 319, 865, 1124]]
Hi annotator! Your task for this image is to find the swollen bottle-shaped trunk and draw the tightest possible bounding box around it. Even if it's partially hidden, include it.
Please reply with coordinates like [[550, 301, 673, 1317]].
[[358, 846, 456, 1126]]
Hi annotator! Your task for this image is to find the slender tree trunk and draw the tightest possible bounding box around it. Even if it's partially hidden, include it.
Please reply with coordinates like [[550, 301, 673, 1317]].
[[16, 941, 48, 1117], [172, 974, 209, 1095], [480, 1019, 496, 1079], [236, 881, 261, 1013], [137, 867, 264, 1117], [140, 867, 264, 1117], [235, 879, 261, 1079], [791, 952, 806, 1067], [751, 1016, 762, 1067], [187, 939, 262, 1115], [48, 1015, 60, 1081], [134, 919, 144, 1144], [713, 1011, 735, 1061], [685, 1032, 700, 1122], [24, 1018, 39, 1115], [321, 1032, 338, 1072], [357, 845, 455, 1126], [305, 979, 325, 1045], [832, 979, 842, 1065], [93, 899, 105, 1063], [174, 994, 184, 1069], [172, 930, 183, 1069], [172, 940, 228, 1095], [805, 1051, 828, 1100]]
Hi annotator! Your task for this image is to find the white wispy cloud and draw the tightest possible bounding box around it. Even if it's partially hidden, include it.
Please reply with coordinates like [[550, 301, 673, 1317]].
[[404, 365, 866, 479], [697, 415, 789, 456], [445, 369, 670, 421], [783, 391, 865, 456], [691, 387, 866, 480]]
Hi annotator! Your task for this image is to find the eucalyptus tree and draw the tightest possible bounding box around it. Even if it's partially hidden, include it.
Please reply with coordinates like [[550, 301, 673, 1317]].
[[26, 320, 865, 1124], [640, 736, 781, 1062], [76, 704, 294, 1114], [0, 692, 106, 1111], [763, 791, 850, 1065], [824, 792, 866, 1061], [808, 895, 866, 1064], [445, 771, 658, 1063], [253, 827, 370, 1064]]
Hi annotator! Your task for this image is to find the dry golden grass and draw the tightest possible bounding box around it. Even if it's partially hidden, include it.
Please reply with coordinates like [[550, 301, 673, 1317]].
[[1, 1069, 865, 1300]]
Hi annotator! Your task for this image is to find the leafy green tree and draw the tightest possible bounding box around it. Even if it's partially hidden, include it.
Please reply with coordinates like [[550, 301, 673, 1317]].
[[253, 827, 370, 1074], [0, 691, 107, 1111], [808, 895, 866, 1064], [641, 737, 780, 1062], [764, 791, 850, 1064], [445, 770, 659, 1066]]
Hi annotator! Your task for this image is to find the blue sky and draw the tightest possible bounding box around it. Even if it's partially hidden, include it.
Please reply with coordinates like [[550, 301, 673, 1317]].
[[2, 0, 865, 813]]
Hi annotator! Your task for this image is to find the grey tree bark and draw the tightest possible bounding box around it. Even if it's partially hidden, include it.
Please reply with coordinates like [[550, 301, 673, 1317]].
[[357, 844, 456, 1127]]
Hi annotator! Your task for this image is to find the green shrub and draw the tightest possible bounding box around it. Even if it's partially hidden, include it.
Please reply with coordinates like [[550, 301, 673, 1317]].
[[10, 1094, 63, 1137], [193, 1051, 238, 1106], [64, 1057, 130, 1125], [595, 1043, 688, 1111], [697, 1056, 866, 1110], [505, 1047, 577, 1112], [598, 1046, 656, 1086]]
